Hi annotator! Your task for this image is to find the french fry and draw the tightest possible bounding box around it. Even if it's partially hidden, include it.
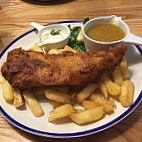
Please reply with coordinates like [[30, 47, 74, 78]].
[[0, 72, 4, 83], [98, 82, 108, 98], [90, 94, 116, 113], [48, 49, 64, 55], [119, 57, 130, 79], [29, 42, 43, 52], [70, 106, 104, 125], [45, 89, 74, 104], [48, 104, 76, 122], [64, 45, 77, 53], [48, 49, 60, 55], [101, 74, 120, 96], [0, 79, 14, 102], [76, 109, 84, 113], [82, 100, 99, 109], [89, 93, 102, 101], [58, 49, 65, 53], [22, 90, 44, 117], [13, 88, 24, 108], [119, 80, 135, 107], [49, 100, 63, 107], [76, 83, 98, 103], [112, 67, 123, 86]]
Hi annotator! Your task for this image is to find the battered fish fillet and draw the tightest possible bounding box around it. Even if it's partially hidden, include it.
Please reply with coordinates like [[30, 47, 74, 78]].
[[1, 46, 127, 89]]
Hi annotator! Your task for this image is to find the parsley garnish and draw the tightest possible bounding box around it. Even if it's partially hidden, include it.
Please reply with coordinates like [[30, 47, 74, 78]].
[[67, 25, 87, 52], [83, 17, 91, 25], [50, 29, 61, 35]]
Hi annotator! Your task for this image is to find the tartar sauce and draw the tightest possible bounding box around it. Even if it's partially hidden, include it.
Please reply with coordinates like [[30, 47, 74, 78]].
[[40, 30, 65, 43]]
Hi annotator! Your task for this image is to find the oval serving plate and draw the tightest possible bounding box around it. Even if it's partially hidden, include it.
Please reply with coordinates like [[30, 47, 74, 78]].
[[0, 21, 142, 138]]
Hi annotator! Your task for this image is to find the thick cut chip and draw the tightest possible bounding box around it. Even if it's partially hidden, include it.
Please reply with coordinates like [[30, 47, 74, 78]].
[[119, 80, 135, 107], [45, 89, 74, 104], [22, 90, 44, 117], [70, 106, 104, 125], [29, 42, 43, 52], [101, 74, 120, 96], [48, 104, 76, 122], [76, 109, 84, 113], [49, 100, 63, 107], [82, 100, 99, 109], [1, 79, 14, 102], [48, 49, 64, 55], [112, 67, 123, 86], [13, 88, 24, 108], [76, 83, 98, 103], [98, 82, 108, 98], [89, 94, 116, 113], [64, 45, 77, 53], [119, 57, 130, 79]]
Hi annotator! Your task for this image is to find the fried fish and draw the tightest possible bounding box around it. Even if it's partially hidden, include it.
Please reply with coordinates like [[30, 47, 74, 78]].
[[1, 46, 127, 89]]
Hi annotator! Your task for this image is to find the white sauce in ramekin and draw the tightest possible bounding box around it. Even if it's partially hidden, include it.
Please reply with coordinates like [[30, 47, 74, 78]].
[[40, 30, 66, 43]]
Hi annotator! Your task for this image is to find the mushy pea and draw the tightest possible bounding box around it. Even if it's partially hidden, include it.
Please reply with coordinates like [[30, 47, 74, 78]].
[[86, 23, 125, 42]]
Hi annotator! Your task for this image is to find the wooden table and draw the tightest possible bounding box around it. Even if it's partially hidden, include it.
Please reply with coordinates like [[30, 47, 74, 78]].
[[0, 0, 142, 141]]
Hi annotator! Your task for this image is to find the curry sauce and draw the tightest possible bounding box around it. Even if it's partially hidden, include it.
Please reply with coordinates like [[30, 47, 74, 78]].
[[86, 23, 125, 42]]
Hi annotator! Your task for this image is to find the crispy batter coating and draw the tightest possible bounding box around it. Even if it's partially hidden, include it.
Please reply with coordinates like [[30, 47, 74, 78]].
[[1, 46, 127, 89]]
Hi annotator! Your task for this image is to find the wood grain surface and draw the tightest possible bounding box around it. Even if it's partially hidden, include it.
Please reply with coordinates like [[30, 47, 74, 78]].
[[0, 0, 142, 141]]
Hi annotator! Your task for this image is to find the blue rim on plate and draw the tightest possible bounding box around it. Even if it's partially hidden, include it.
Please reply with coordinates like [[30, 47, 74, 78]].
[[0, 21, 142, 138]]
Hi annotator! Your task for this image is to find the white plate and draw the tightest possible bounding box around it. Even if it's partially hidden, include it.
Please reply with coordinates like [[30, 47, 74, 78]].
[[0, 21, 142, 138]]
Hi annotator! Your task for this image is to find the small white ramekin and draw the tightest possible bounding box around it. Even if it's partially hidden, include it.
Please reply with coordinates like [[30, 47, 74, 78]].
[[30, 22, 70, 50], [83, 15, 142, 51]]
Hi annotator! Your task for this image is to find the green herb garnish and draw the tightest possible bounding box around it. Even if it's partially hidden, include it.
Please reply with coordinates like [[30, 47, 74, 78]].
[[50, 29, 61, 35], [83, 17, 91, 25], [67, 25, 87, 52]]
